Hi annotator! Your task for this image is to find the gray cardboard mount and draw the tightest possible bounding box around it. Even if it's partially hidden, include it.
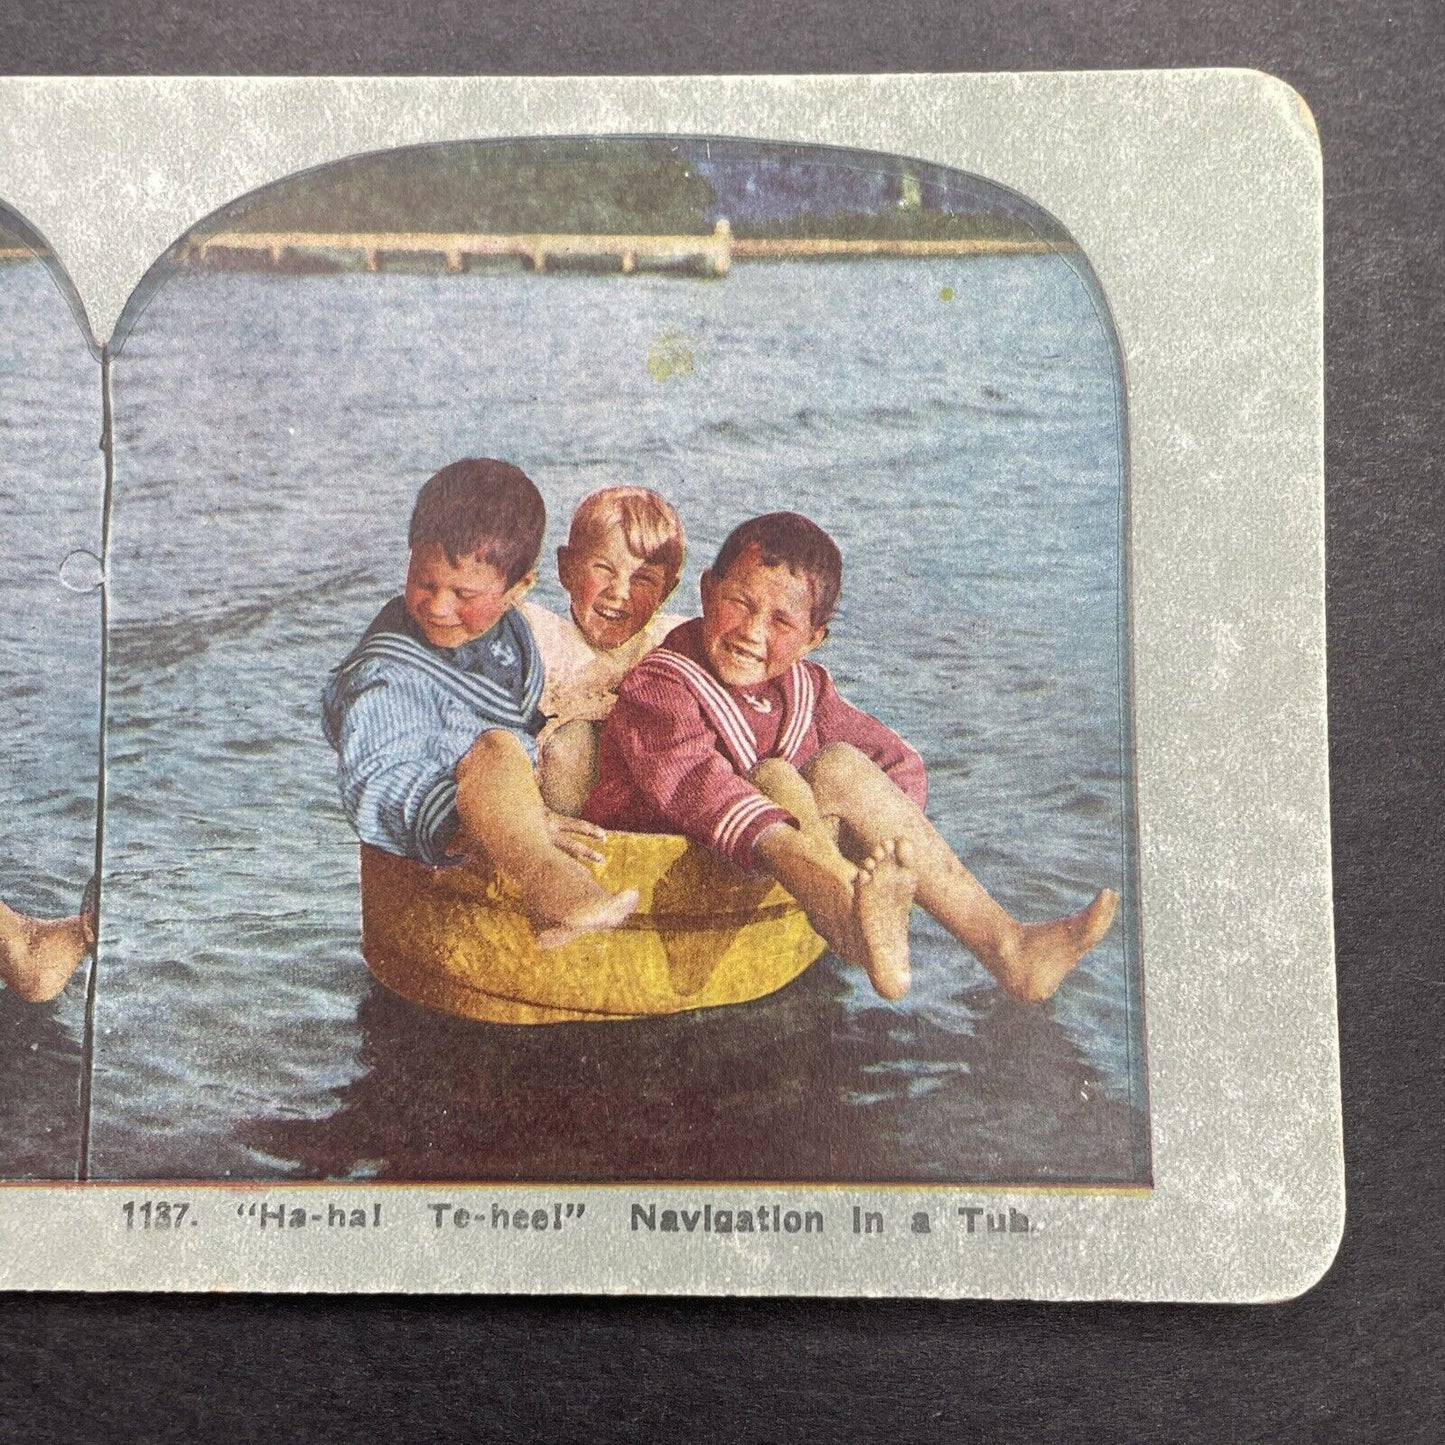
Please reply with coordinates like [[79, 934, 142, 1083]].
[[0, 72, 1337, 1299]]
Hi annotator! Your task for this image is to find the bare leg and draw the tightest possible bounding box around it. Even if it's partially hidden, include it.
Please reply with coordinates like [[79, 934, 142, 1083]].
[[537, 719, 601, 817], [752, 758, 917, 1000], [0, 890, 96, 1004], [803, 744, 1118, 1004], [455, 730, 637, 948], [751, 755, 835, 847]]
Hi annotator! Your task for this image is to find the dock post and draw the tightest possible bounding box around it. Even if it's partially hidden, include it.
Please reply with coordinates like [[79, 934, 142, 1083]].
[[711, 219, 732, 278]]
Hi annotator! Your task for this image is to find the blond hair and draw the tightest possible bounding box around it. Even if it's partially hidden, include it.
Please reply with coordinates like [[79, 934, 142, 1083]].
[[567, 486, 685, 584]]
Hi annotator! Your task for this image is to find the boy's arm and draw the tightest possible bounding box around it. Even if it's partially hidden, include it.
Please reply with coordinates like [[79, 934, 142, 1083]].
[[602, 679, 796, 871], [809, 667, 929, 810], [322, 665, 470, 866]]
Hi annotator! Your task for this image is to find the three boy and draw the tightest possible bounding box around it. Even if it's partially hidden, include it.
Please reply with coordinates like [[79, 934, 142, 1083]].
[[325, 459, 1117, 1001]]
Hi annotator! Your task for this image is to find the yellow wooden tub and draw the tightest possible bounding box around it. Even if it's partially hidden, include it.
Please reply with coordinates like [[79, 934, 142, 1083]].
[[359, 835, 827, 1024]]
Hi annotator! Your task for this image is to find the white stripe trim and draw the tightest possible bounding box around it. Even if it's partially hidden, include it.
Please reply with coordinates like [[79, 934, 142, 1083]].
[[778, 662, 816, 763], [342, 633, 540, 726], [729, 795, 775, 847], [712, 793, 776, 856], [658, 653, 757, 768], [352, 612, 543, 718], [644, 649, 759, 771], [418, 777, 458, 841]]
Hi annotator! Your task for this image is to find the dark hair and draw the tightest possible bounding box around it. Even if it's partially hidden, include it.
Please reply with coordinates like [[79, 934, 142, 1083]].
[[711, 512, 843, 630], [408, 458, 546, 587]]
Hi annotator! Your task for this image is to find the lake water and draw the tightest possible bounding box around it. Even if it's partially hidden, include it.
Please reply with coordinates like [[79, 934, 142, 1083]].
[[2, 254, 1146, 1184], [0, 260, 102, 1177]]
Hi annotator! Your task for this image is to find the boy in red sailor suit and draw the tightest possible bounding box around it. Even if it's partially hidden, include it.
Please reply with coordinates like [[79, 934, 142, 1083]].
[[584, 512, 1118, 1002]]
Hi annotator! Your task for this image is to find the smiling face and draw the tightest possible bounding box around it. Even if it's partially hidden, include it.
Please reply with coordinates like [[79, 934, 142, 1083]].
[[699, 546, 827, 689], [404, 543, 534, 649], [558, 530, 673, 652]]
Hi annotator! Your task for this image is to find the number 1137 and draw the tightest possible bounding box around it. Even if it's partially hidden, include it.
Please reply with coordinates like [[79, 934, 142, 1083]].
[[121, 1200, 190, 1230]]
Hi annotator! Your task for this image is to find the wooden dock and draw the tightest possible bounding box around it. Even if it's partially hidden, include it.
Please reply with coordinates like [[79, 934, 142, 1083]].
[[176, 223, 1066, 278], [181, 221, 734, 277], [731, 237, 1062, 260]]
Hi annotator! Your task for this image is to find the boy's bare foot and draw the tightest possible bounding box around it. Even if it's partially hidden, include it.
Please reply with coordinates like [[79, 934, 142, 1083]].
[[0, 899, 96, 1004], [535, 888, 641, 950], [995, 888, 1119, 1005], [853, 838, 918, 1001]]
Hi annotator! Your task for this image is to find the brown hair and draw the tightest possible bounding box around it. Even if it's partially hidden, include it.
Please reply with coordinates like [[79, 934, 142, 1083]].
[[567, 486, 686, 585], [711, 512, 843, 630], [408, 458, 546, 587]]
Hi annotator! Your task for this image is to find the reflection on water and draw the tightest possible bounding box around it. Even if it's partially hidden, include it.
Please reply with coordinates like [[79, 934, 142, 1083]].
[[0, 990, 84, 1179], [243, 964, 1141, 1185]]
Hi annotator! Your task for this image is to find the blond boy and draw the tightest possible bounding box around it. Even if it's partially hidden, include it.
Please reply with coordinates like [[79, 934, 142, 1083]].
[[522, 486, 687, 815]]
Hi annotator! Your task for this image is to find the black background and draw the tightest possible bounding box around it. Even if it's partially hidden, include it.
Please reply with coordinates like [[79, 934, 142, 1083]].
[[1, 3, 1441, 1440]]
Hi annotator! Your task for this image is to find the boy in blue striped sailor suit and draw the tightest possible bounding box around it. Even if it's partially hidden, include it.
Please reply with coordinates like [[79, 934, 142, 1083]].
[[323, 458, 640, 947]]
